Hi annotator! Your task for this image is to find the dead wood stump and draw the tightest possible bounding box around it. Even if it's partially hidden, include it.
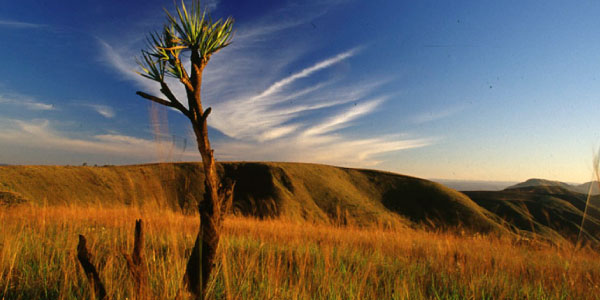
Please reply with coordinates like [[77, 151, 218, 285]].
[[77, 235, 108, 300], [123, 219, 149, 298]]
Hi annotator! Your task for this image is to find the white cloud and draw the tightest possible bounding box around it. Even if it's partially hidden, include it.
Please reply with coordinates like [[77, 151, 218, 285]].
[[0, 19, 45, 29], [0, 94, 55, 111], [88, 104, 115, 118], [303, 98, 384, 137], [253, 48, 359, 101], [216, 134, 431, 167], [24, 101, 54, 110], [411, 106, 465, 124], [208, 52, 382, 141], [257, 125, 299, 142], [0, 119, 199, 162], [97, 39, 141, 83]]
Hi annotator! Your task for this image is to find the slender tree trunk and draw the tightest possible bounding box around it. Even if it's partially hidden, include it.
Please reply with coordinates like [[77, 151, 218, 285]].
[[184, 120, 219, 298], [183, 55, 234, 299], [184, 122, 234, 297]]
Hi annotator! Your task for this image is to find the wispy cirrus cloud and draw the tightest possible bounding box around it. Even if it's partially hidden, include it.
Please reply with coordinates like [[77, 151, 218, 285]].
[[97, 39, 143, 82], [23, 101, 54, 111], [98, 0, 432, 168], [87, 104, 115, 118], [0, 19, 45, 29], [216, 134, 430, 167], [253, 48, 360, 101], [209, 48, 377, 141], [411, 105, 465, 124], [0, 94, 55, 111], [0, 118, 198, 163], [302, 97, 383, 137]]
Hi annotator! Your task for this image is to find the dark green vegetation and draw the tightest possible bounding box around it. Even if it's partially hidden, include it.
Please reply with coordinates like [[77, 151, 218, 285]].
[[1, 162, 599, 244]]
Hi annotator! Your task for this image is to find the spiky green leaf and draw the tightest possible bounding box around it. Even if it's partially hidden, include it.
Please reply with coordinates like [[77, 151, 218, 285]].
[[138, 0, 234, 82]]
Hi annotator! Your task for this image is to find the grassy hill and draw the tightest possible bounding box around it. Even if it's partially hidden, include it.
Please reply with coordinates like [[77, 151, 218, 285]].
[[433, 179, 516, 191], [5, 162, 600, 243], [4, 164, 600, 298], [464, 186, 600, 243], [506, 178, 600, 195], [575, 181, 600, 195], [0, 162, 502, 233]]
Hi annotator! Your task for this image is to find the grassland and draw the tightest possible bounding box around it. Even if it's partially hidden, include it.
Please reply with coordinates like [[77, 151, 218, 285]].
[[2, 204, 599, 299], [0, 162, 503, 231]]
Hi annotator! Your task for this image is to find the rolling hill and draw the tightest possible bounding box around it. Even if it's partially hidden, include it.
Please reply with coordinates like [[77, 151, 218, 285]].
[[3, 162, 600, 244], [464, 185, 600, 243], [506, 178, 600, 195], [0, 162, 502, 233], [433, 179, 517, 191]]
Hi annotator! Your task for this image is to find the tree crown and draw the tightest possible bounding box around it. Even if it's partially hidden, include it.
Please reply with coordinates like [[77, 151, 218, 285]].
[[137, 0, 234, 83]]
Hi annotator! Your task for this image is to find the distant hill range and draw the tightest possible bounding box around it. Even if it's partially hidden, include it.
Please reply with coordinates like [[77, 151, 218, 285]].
[[433, 179, 517, 191], [506, 178, 600, 195], [1, 163, 599, 245], [465, 185, 600, 243]]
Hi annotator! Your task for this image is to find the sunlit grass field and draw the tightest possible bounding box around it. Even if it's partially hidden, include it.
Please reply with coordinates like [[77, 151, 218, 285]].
[[1, 205, 599, 299]]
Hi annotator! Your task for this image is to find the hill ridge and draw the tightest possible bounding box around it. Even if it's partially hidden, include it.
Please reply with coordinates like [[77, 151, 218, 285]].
[[4, 162, 600, 243], [0, 162, 501, 233], [506, 178, 600, 195]]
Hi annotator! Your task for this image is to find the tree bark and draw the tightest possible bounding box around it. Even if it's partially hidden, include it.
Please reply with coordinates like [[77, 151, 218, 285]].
[[181, 53, 234, 299]]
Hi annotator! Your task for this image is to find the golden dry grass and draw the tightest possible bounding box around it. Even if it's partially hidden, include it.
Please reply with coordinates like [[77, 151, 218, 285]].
[[1, 204, 599, 299], [0, 163, 501, 231]]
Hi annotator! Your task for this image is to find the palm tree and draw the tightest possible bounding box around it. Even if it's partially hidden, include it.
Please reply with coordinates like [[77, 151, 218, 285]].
[[136, 1, 234, 298]]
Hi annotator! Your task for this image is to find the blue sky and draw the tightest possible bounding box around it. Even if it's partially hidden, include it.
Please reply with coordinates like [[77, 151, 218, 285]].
[[1, 0, 600, 183]]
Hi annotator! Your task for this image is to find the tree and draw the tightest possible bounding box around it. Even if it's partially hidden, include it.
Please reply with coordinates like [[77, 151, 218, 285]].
[[135, 1, 235, 298]]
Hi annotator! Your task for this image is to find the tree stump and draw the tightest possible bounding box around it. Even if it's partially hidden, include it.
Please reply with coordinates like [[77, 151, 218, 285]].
[[77, 235, 108, 300]]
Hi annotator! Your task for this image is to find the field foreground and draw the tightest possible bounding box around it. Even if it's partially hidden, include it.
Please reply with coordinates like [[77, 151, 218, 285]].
[[1, 205, 599, 299]]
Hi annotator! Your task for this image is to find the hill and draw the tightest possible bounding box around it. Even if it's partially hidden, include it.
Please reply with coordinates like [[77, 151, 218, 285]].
[[464, 186, 600, 243], [0, 162, 502, 233], [506, 178, 600, 195], [6, 162, 600, 243], [433, 179, 516, 191], [575, 181, 600, 195]]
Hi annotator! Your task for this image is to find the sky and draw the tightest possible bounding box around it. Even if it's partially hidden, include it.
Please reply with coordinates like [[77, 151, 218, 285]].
[[1, 0, 600, 183]]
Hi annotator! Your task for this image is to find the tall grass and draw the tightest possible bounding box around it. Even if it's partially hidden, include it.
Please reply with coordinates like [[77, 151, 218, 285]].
[[1, 204, 599, 299]]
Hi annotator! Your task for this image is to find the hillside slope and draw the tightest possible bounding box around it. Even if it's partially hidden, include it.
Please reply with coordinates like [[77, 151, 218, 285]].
[[464, 186, 600, 243], [0, 162, 501, 232], [506, 178, 600, 195]]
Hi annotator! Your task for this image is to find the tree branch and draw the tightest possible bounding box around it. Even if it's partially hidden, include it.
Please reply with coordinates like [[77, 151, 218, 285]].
[[200, 107, 211, 123], [136, 91, 191, 119], [136, 91, 173, 107], [159, 82, 191, 116], [172, 55, 194, 92]]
